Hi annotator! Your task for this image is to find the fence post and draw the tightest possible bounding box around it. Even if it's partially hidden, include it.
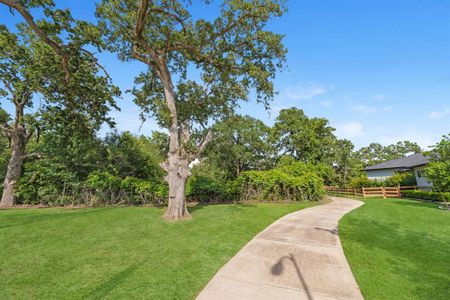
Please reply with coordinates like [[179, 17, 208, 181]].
[[397, 185, 401, 198], [362, 187, 366, 199], [382, 187, 386, 199], [353, 188, 356, 196]]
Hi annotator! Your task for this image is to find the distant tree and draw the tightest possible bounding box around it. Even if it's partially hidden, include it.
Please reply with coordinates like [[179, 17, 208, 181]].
[[0, 25, 118, 207], [206, 115, 274, 179], [270, 107, 336, 164], [97, 0, 287, 219], [385, 141, 422, 158], [333, 139, 362, 187], [357, 141, 422, 166], [426, 134, 450, 192]]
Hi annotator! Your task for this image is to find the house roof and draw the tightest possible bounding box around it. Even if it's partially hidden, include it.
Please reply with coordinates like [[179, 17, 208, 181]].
[[364, 153, 430, 171]]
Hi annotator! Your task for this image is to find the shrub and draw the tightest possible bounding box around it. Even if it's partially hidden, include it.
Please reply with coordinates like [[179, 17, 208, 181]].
[[86, 172, 167, 205], [349, 172, 416, 188], [385, 172, 417, 186], [277, 156, 336, 185], [236, 168, 325, 202], [401, 190, 450, 202], [16, 160, 82, 205], [349, 174, 379, 188], [186, 175, 236, 203]]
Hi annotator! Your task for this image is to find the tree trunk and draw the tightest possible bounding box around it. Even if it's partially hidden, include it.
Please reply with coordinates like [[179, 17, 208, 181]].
[[164, 153, 190, 220], [0, 131, 26, 208], [155, 60, 192, 220]]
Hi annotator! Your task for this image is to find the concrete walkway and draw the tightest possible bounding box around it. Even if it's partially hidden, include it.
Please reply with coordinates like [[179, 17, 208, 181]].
[[197, 197, 364, 300]]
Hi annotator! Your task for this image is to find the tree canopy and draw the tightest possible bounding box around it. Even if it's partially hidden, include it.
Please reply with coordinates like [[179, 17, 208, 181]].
[[270, 107, 337, 164], [356, 141, 422, 166], [205, 115, 274, 179]]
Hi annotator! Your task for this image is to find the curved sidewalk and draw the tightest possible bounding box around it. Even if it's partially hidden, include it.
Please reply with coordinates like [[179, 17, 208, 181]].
[[197, 197, 364, 300]]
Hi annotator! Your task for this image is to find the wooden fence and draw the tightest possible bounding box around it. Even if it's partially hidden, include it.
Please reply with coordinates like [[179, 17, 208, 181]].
[[326, 186, 417, 199]]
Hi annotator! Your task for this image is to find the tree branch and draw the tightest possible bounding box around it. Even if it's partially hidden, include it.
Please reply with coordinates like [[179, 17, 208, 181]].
[[1, 0, 111, 81], [1, 79, 14, 96], [77, 48, 112, 81], [0, 0, 71, 81], [0, 123, 14, 137], [194, 130, 213, 160], [22, 152, 43, 161], [159, 161, 169, 172], [149, 6, 187, 33]]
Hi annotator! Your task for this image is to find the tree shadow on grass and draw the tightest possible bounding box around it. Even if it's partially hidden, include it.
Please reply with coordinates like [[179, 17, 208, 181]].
[[343, 217, 449, 299], [188, 203, 257, 214], [85, 261, 145, 299]]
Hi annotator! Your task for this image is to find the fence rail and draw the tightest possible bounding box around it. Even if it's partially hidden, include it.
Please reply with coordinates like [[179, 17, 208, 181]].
[[326, 185, 417, 199]]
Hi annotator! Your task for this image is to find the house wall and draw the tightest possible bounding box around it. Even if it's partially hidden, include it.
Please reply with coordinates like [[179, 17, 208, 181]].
[[365, 168, 402, 180], [413, 165, 433, 190]]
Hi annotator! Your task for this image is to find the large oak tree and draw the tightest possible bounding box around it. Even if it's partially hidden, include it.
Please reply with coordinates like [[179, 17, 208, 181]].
[[97, 0, 287, 219]]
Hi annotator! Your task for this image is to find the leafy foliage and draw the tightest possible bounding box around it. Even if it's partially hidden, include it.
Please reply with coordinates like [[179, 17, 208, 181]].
[[356, 141, 422, 167], [270, 107, 337, 164], [15, 131, 165, 206], [86, 172, 167, 206], [236, 160, 325, 202], [425, 134, 450, 192], [349, 172, 416, 188], [401, 190, 450, 202], [205, 115, 274, 179]]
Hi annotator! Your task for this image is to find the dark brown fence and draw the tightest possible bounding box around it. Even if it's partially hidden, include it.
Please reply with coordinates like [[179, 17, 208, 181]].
[[326, 186, 417, 199]]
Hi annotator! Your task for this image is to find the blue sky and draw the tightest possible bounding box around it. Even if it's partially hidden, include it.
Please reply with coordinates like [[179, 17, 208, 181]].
[[1, 1, 449, 149]]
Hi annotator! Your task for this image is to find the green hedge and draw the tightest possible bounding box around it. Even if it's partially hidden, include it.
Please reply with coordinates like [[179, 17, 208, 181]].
[[85, 172, 168, 206], [186, 176, 237, 203], [401, 190, 450, 202], [236, 169, 325, 202]]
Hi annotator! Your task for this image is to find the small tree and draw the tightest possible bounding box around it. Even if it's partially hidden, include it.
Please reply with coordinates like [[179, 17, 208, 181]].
[[426, 134, 450, 192], [333, 139, 362, 187], [97, 0, 287, 219], [0, 25, 118, 207]]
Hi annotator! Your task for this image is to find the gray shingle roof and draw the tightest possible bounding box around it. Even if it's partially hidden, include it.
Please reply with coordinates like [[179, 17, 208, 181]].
[[364, 153, 429, 171]]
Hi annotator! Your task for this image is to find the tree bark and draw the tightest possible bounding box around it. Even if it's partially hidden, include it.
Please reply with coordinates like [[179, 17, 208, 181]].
[[164, 154, 190, 219], [0, 129, 26, 208]]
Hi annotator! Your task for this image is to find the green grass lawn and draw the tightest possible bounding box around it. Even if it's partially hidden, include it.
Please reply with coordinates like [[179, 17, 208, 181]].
[[0, 202, 315, 299], [340, 197, 450, 300]]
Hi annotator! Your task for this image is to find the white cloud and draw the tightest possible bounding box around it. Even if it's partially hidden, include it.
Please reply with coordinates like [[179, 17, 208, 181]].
[[428, 109, 450, 119], [350, 104, 392, 114], [350, 105, 377, 113], [335, 121, 364, 138], [377, 132, 437, 150], [283, 84, 331, 100], [373, 94, 386, 101], [320, 101, 333, 107]]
